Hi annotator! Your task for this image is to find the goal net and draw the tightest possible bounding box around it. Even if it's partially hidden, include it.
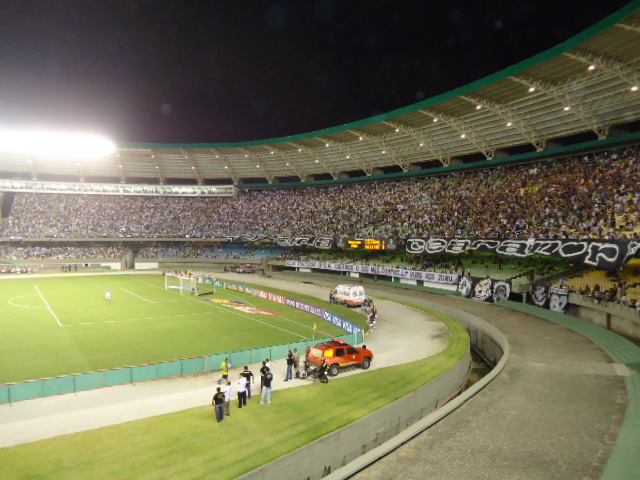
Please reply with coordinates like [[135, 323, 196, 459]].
[[164, 273, 197, 295], [164, 273, 215, 295]]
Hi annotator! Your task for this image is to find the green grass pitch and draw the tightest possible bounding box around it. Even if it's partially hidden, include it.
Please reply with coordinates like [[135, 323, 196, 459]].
[[0, 274, 355, 384]]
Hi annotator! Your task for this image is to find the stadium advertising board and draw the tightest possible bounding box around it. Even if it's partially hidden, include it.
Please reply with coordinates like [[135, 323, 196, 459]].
[[286, 260, 458, 284], [284, 298, 323, 318], [225, 282, 253, 294], [223, 282, 362, 334], [267, 292, 286, 305], [407, 238, 640, 270], [322, 310, 361, 334], [0, 179, 234, 197]]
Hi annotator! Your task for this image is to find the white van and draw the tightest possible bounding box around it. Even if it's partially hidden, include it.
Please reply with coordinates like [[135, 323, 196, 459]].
[[332, 284, 366, 307]]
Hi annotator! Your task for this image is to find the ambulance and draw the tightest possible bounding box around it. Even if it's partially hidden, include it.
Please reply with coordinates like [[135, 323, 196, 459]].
[[332, 284, 366, 307]]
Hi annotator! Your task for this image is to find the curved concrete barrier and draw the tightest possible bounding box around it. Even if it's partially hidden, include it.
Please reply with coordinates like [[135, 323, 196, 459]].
[[239, 298, 509, 480]]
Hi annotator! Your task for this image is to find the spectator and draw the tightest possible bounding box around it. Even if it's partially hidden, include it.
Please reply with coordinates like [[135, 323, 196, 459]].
[[259, 367, 273, 405], [212, 387, 225, 423]]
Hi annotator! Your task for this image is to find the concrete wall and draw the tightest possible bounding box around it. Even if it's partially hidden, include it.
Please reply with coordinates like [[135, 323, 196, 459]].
[[239, 299, 509, 480], [568, 293, 640, 341]]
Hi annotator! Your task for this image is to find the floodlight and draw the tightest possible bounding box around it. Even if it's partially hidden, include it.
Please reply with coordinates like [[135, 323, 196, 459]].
[[0, 130, 115, 158]]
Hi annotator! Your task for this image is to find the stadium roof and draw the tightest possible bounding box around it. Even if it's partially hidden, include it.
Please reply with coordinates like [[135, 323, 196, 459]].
[[1, 3, 639, 186]]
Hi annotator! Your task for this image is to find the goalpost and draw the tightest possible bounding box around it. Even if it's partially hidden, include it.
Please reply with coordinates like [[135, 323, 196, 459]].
[[164, 273, 216, 295], [164, 273, 197, 295]]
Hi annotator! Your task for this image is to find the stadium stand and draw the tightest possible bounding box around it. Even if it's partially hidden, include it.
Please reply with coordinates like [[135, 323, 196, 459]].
[[1, 148, 638, 241]]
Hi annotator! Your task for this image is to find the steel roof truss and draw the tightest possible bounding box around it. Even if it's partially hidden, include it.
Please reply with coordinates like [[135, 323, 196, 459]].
[[383, 120, 452, 166], [288, 143, 338, 179], [419, 110, 495, 159], [271, 146, 305, 182], [565, 48, 639, 90], [321, 137, 373, 176], [510, 75, 609, 139], [462, 95, 546, 151], [239, 148, 273, 184], [209, 148, 238, 185], [149, 149, 165, 185], [180, 149, 203, 185]]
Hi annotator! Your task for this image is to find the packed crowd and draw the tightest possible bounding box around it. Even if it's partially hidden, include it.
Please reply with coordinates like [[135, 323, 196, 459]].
[[137, 244, 282, 260], [1, 147, 638, 240], [0, 243, 125, 260], [577, 281, 640, 311], [563, 262, 640, 313]]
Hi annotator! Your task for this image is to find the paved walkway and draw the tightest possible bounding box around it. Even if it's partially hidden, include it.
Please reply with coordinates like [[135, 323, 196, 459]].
[[348, 286, 631, 480]]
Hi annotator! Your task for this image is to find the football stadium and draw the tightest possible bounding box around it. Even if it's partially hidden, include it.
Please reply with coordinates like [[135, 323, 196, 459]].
[[1, 3, 640, 480]]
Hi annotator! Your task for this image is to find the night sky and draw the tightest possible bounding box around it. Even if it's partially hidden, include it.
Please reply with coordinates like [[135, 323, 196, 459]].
[[0, 1, 632, 144]]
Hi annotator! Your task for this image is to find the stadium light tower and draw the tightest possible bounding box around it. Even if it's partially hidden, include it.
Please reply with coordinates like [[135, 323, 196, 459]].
[[0, 129, 116, 158]]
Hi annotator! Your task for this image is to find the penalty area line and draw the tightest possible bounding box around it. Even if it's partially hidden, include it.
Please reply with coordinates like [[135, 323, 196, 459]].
[[125, 275, 308, 339], [120, 288, 156, 304], [34, 285, 63, 327]]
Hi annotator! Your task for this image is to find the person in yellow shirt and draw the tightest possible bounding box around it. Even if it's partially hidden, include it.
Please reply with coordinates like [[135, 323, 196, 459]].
[[218, 357, 230, 385]]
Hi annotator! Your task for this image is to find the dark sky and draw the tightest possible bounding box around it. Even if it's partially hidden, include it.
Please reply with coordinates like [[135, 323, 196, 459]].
[[0, 1, 632, 144]]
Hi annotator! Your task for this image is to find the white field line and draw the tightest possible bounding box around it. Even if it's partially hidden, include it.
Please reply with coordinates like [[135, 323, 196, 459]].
[[221, 281, 335, 337], [126, 275, 308, 340], [68, 311, 213, 327], [217, 287, 327, 334], [8, 294, 45, 309], [33, 285, 63, 327], [120, 288, 156, 304]]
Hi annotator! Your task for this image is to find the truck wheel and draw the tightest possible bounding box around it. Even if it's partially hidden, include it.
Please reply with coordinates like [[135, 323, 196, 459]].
[[361, 357, 371, 369], [328, 364, 340, 377]]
